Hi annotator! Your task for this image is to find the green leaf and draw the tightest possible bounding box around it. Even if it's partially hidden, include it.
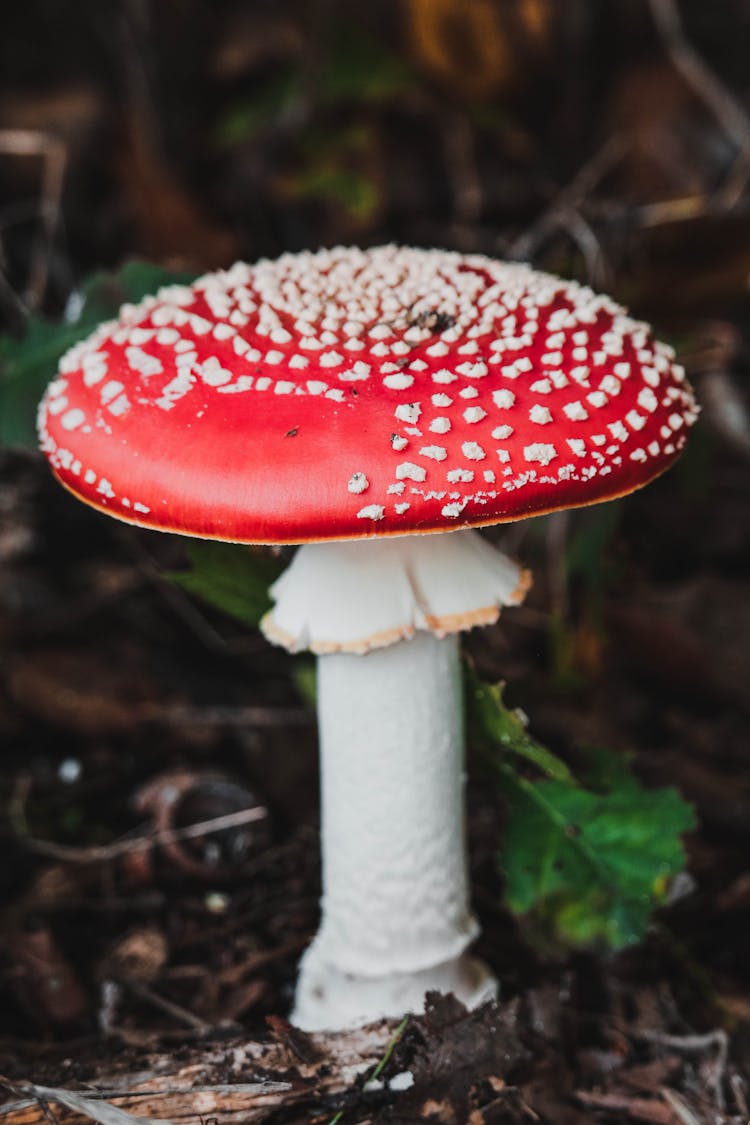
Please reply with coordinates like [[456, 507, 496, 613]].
[[496, 749, 695, 951], [217, 69, 302, 147], [0, 261, 195, 449], [467, 665, 572, 781], [468, 666, 695, 951], [283, 125, 381, 222], [166, 540, 284, 629], [292, 659, 318, 708], [291, 162, 380, 220], [319, 26, 415, 105], [217, 28, 415, 149]]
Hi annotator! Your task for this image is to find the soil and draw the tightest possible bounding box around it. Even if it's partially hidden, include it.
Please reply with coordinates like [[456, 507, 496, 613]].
[[1, 3, 750, 1122]]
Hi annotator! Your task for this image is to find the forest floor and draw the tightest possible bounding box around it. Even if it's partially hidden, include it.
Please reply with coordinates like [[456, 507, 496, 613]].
[[2, 2, 750, 1121], [0, 424, 748, 1123]]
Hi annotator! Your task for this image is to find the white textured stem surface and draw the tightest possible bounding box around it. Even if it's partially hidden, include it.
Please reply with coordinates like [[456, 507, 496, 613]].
[[292, 631, 496, 1030], [317, 631, 473, 972]]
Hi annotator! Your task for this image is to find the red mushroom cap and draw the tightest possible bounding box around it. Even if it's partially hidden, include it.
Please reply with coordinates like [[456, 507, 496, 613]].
[[38, 246, 698, 543]]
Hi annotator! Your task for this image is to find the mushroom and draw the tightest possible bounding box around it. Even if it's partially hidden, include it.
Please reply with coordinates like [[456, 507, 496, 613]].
[[38, 245, 698, 1030]]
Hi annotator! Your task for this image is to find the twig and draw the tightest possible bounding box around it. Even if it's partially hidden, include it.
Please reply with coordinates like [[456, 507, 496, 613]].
[[0, 1078, 296, 1125], [82, 1085, 290, 1100], [8, 772, 33, 839], [561, 209, 611, 288], [649, 0, 750, 214], [14, 805, 268, 865], [125, 980, 210, 1033], [118, 0, 161, 161], [659, 1087, 702, 1125], [575, 1089, 675, 1122], [648, 0, 750, 150], [698, 370, 750, 460], [638, 1028, 728, 1061], [729, 1073, 748, 1117], [638, 1029, 728, 1112], [289, 0, 335, 129], [508, 134, 627, 261], [0, 129, 67, 311], [34, 1098, 61, 1125], [0, 245, 29, 331], [441, 109, 483, 227], [631, 195, 710, 229], [714, 143, 750, 211]]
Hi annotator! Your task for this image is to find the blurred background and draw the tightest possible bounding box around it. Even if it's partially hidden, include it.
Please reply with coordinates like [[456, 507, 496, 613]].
[[3, 0, 750, 300], [1, 0, 750, 1118]]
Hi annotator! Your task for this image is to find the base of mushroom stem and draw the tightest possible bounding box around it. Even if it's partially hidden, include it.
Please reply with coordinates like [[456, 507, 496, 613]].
[[291, 946, 498, 1032]]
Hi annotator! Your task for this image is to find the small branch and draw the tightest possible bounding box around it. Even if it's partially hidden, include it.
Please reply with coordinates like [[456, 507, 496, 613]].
[[441, 109, 483, 227], [0, 247, 29, 331], [125, 980, 210, 1033], [638, 1028, 728, 1112], [0, 129, 67, 311], [631, 194, 710, 229], [659, 1087, 702, 1125], [648, 0, 750, 216], [8, 772, 33, 840], [508, 134, 626, 263], [14, 805, 268, 865], [699, 370, 750, 460], [714, 143, 750, 211], [729, 1073, 748, 1117], [648, 0, 750, 150]]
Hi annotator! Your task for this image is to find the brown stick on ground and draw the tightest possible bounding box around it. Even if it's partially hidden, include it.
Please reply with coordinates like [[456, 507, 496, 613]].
[[0, 1021, 395, 1125]]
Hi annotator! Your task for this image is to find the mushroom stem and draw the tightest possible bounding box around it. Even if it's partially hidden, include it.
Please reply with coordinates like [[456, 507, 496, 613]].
[[292, 629, 496, 1031]]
